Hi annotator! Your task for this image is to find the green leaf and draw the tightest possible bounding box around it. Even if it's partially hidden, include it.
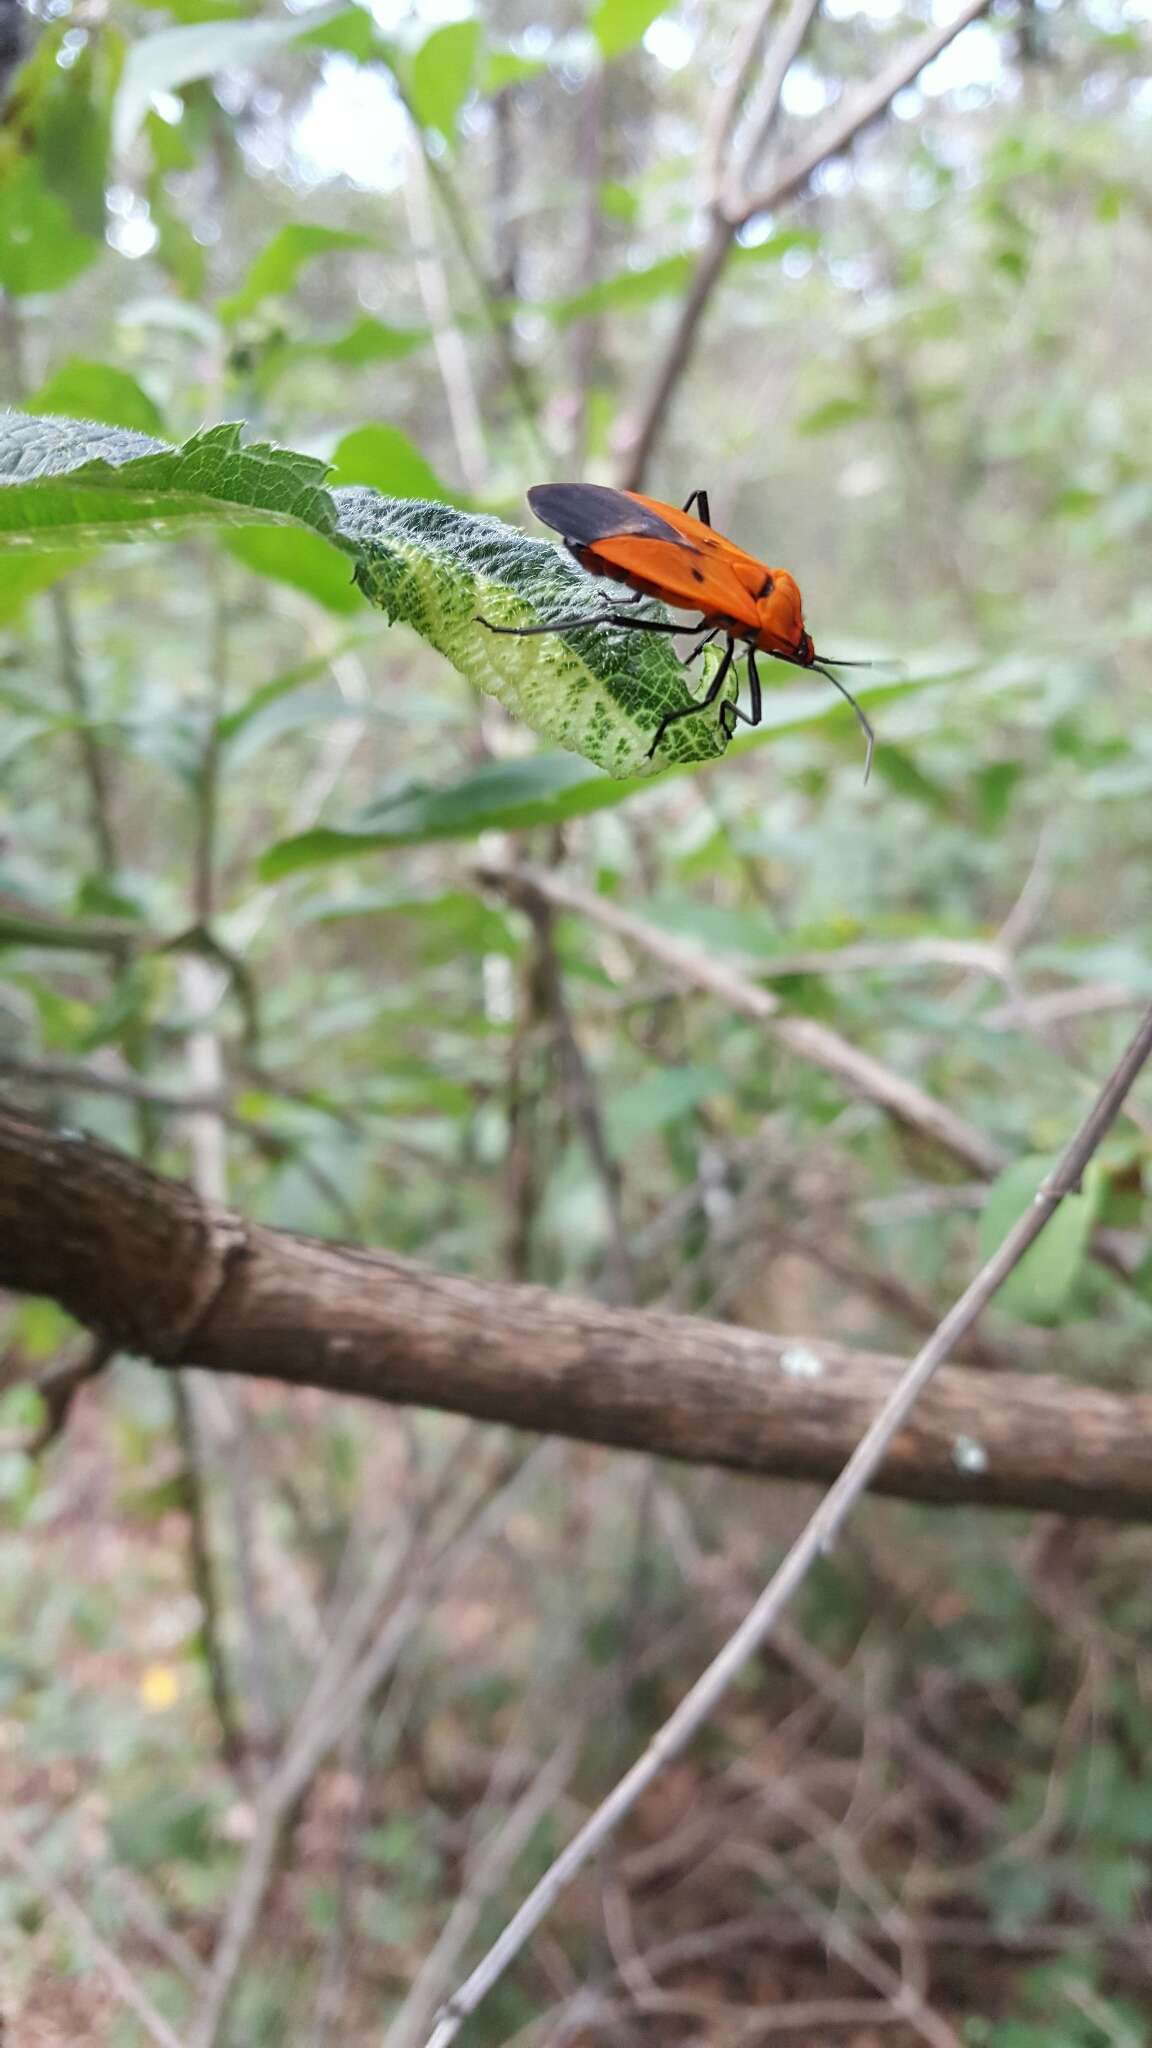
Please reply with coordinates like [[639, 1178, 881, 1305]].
[[24, 361, 168, 439], [589, 0, 668, 61], [545, 232, 815, 325], [149, 182, 207, 295], [302, 887, 516, 959], [110, 1790, 216, 1869], [0, 416, 337, 548], [335, 489, 738, 777], [978, 1156, 1102, 1326], [1075, 1853, 1144, 1923], [599, 179, 639, 225], [219, 224, 376, 325], [546, 253, 693, 326], [0, 160, 100, 296], [262, 657, 969, 870], [482, 48, 546, 91], [0, 549, 91, 623], [872, 741, 953, 813], [217, 643, 371, 744], [329, 425, 457, 502], [260, 757, 631, 872], [607, 1066, 727, 1141], [307, 316, 429, 367], [297, 5, 394, 63], [25, 28, 120, 241], [222, 526, 365, 613], [113, 8, 344, 150], [0, 415, 727, 778], [222, 687, 375, 768], [409, 19, 481, 142], [155, 0, 252, 19], [0, 414, 957, 789], [798, 396, 875, 436], [145, 107, 196, 177]]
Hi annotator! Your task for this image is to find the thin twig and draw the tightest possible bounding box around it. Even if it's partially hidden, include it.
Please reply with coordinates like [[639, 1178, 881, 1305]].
[[383, 1733, 582, 2048], [569, 59, 605, 468], [725, 1842, 959, 2048], [734, 0, 994, 229], [723, 0, 823, 216], [0, 1817, 186, 2048], [984, 985, 1143, 1032], [404, 135, 489, 497], [170, 1371, 246, 1771], [422, 1002, 1152, 2046], [527, 897, 636, 1303], [0, 294, 121, 869], [186, 1443, 555, 2048], [623, 0, 993, 485], [20, 1336, 113, 1455], [477, 862, 1007, 1179], [395, 80, 548, 466], [52, 593, 120, 871], [179, 961, 277, 1772], [176, 576, 278, 1772], [703, 0, 785, 201]]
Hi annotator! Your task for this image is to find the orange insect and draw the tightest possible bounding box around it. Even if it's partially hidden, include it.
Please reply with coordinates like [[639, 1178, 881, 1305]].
[[480, 484, 874, 772]]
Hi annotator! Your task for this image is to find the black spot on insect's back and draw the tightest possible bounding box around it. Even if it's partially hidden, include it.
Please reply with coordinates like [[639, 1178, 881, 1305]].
[[691, 568, 705, 584], [757, 573, 774, 597]]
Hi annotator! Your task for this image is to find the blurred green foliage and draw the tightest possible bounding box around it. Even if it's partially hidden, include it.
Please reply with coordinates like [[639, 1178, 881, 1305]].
[[2, 0, 1152, 2041]]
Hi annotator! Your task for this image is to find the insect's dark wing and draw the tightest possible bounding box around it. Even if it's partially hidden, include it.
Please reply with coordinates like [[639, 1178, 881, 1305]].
[[527, 483, 698, 552]]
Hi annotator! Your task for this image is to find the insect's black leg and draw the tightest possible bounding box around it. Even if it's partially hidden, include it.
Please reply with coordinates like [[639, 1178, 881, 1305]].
[[681, 489, 712, 527], [745, 647, 763, 726], [682, 626, 721, 668], [646, 637, 736, 759], [716, 649, 764, 738], [477, 610, 685, 638]]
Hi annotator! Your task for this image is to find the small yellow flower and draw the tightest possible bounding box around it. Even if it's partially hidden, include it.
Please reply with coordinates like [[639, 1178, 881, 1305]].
[[139, 1663, 180, 1712]]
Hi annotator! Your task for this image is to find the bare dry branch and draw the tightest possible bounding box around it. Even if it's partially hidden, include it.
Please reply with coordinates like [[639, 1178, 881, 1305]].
[[422, 1000, 1152, 2046], [476, 861, 1007, 1178], [2, 1100, 1152, 1521], [0, 1817, 186, 2048], [623, 0, 994, 485]]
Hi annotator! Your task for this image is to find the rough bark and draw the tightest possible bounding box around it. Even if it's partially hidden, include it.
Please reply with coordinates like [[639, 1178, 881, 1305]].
[[2, 1104, 1150, 1520]]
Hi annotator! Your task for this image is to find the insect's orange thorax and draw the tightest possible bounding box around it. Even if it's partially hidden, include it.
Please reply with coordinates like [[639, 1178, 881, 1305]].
[[752, 569, 810, 663]]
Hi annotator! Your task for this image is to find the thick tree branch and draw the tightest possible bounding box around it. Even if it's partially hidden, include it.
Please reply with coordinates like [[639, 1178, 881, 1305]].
[[2, 1103, 1151, 1520]]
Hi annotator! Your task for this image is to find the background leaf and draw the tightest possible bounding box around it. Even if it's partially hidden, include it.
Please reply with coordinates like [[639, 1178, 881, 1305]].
[[219, 224, 376, 325], [24, 361, 168, 439], [978, 1157, 1102, 1325], [589, 0, 668, 61], [408, 20, 482, 143]]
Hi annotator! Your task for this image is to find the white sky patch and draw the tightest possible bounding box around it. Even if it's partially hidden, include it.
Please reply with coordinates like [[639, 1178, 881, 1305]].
[[294, 57, 408, 189], [781, 60, 834, 117], [920, 19, 1004, 96], [643, 17, 695, 69], [782, 245, 813, 278], [824, 0, 906, 19], [108, 212, 159, 259], [363, 0, 472, 28]]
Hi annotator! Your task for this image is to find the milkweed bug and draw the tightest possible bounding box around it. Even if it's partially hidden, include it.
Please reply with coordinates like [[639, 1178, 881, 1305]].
[[478, 483, 875, 774]]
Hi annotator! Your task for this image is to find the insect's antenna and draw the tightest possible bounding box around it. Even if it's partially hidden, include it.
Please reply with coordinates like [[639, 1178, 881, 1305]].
[[811, 663, 875, 783], [820, 656, 875, 669]]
